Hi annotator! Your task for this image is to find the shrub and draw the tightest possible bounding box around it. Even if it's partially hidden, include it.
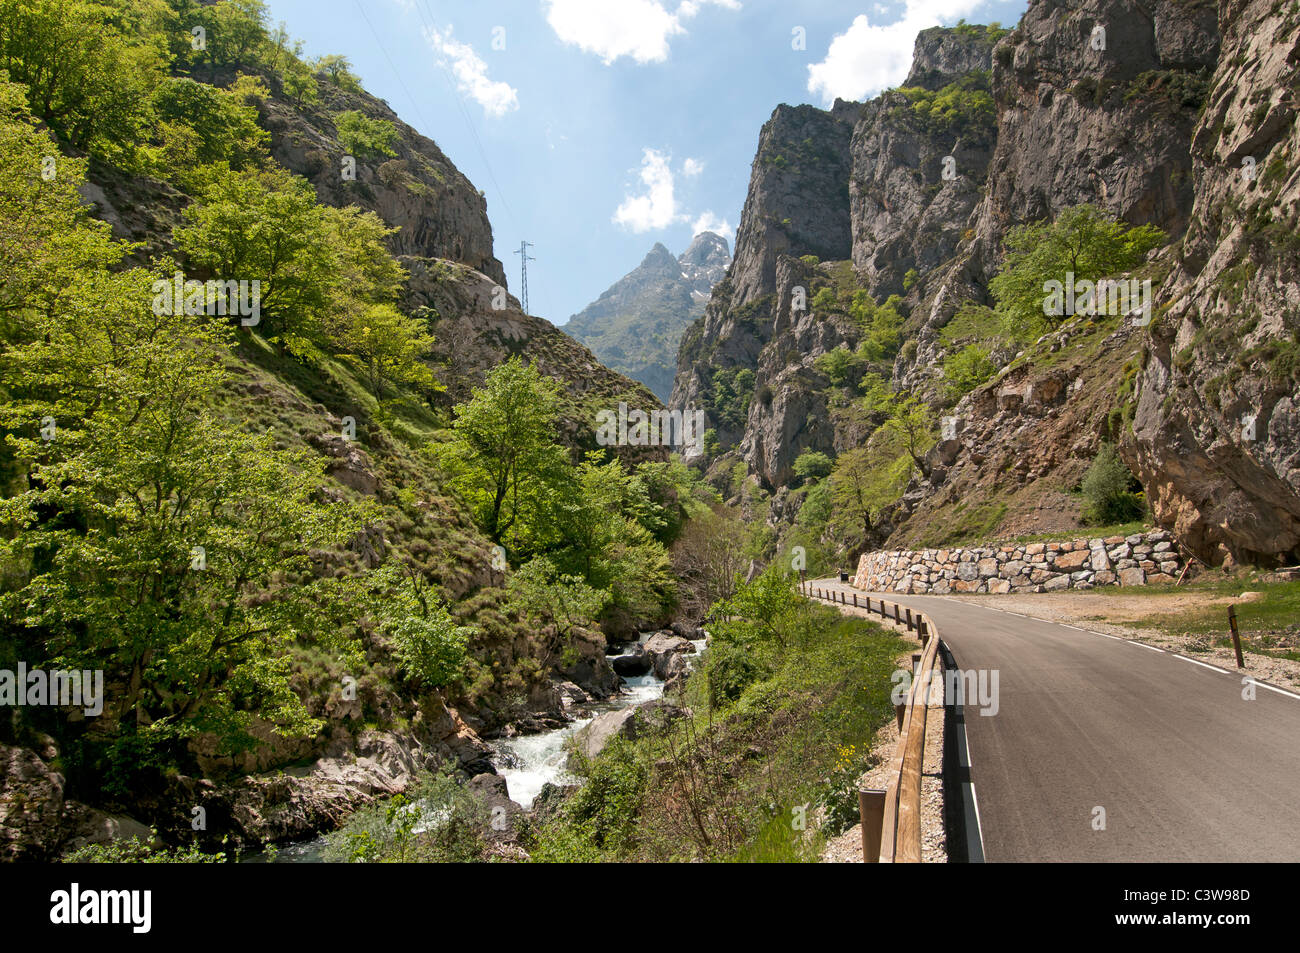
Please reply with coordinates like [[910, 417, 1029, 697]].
[[942, 343, 998, 401], [704, 640, 766, 706], [792, 450, 834, 483], [1081, 442, 1144, 524], [335, 110, 399, 158]]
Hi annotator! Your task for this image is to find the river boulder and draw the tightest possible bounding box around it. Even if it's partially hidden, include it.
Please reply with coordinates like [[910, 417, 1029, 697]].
[[611, 644, 652, 676], [574, 707, 639, 761], [643, 631, 695, 679], [552, 626, 621, 699]]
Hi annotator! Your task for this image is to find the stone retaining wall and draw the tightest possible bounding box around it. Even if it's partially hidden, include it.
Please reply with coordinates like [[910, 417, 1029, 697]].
[[853, 530, 1182, 594]]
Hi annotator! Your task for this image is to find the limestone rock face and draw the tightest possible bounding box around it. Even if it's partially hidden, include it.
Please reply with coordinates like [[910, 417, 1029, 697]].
[[670, 1, 1300, 566], [671, 28, 1001, 489], [575, 708, 639, 762], [1124, 0, 1300, 565], [261, 75, 505, 286], [0, 744, 67, 861], [971, 0, 1218, 257]]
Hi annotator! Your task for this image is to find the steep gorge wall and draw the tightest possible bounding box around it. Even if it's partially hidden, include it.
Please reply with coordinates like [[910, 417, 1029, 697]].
[[673, 0, 1300, 565], [1124, 0, 1300, 567]]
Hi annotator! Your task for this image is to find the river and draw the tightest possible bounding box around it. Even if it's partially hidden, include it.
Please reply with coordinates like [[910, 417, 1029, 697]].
[[243, 635, 705, 862]]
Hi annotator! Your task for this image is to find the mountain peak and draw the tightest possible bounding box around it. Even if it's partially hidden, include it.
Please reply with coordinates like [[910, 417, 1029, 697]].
[[565, 235, 732, 402], [681, 231, 731, 267]]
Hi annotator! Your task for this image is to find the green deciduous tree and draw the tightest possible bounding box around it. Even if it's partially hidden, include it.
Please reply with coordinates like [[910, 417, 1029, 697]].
[[1080, 442, 1145, 525], [0, 96, 373, 787], [990, 204, 1165, 335], [792, 450, 833, 483], [942, 343, 997, 401], [0, 0, 167, 159], [434, 356, 569, 550]]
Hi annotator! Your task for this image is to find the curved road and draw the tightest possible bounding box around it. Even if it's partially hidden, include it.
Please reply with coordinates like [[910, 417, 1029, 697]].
[[811, 579, 1300, 862]]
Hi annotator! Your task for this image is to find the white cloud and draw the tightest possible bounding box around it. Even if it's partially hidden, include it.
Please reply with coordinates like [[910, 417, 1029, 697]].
[[425, 25, 519, 117], [613, 148, 682, 231], [692, 211, 733, 240], [544, 0, 740, 65], [807, 0, 987, 104], [682, 157, 705, 177]]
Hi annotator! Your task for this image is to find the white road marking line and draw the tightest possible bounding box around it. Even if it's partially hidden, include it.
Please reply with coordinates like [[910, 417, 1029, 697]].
[[1246, 679, 1300, 701], [1171, 654, 1231, 674], [1128, 640, 1165, 653], [970, 781, 987, 860]]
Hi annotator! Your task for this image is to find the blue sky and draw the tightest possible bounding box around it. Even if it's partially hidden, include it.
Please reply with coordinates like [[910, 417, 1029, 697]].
[[264, 0, 1029, 325]]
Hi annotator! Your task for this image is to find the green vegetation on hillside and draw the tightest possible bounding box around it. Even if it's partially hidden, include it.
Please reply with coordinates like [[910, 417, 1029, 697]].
[[0, 0, 716, 821], [891, 71, 995, 137], [523, 571, 909, 862]]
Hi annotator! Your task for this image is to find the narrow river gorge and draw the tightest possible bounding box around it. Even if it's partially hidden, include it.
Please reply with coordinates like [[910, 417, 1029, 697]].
[[245, 634, 707, 862]]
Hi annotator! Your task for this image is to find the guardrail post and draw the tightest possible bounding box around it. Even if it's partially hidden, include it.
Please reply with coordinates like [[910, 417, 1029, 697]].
[[895, 702, 905, 731], [859, 789, 885, 863], [894, 604, 900, 625], [853, 593, 858, 608], [905, 608, 913, 630], [911, 652, 921, 673]]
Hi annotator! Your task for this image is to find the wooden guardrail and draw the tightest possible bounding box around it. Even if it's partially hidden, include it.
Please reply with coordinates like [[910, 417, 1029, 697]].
[[799, 579, 942, 863]]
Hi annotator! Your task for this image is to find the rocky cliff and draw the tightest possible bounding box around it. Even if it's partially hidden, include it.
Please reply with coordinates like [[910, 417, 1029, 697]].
[[1125, 0, 1300, 567], [671, 0, 1300, 567], [565, 232, 730, 401]]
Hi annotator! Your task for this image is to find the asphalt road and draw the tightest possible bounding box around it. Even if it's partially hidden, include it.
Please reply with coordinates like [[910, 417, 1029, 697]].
[[810, 579, 1300, 862]]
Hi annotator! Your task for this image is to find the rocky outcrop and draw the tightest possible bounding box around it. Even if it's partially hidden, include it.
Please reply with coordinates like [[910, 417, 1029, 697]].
[[854, 529, 1182, 594], [1124, 0, 1300, 566], [610, 644, 652, 677], [171, 705, 495, 848], [566, 233, 731, 401], [0, 744, 155, 861], [671, 101, 859, 452], [671, 27, 1003, 487], [1, 744, 70, 861], [851, 34, 999, 298], [574, 707, 640, 761], [260, 71, 506, 286], [971, 0, 1218, 257], [672, 1, 1300, 567], [573, 699, 690, 762]]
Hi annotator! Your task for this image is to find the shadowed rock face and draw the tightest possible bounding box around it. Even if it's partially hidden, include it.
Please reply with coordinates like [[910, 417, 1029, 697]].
[[565, 233, 731, 402], [672, 29, 1001, 487], [971, 0, 1219, 258]]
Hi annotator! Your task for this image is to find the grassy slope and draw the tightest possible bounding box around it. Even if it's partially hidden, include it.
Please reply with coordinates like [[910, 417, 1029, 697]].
[[526, 601, 909, 862]]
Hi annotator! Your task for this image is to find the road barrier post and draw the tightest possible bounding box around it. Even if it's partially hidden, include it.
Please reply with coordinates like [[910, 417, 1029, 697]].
[[1228, 604, 1245, 668], [859, 789, 885, 863], [911, 652, 921, 673], [905, 608, 913, 631]]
